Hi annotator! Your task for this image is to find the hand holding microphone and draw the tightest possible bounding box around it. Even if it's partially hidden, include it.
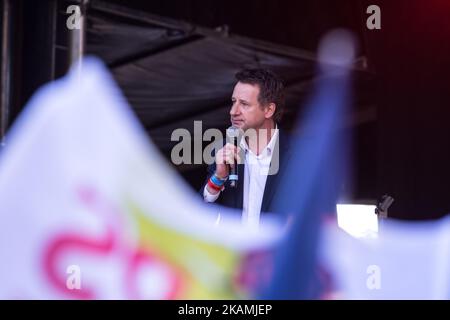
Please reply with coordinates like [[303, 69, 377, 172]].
[[214, 143, 241, 180], [212, 126, 242, 190]]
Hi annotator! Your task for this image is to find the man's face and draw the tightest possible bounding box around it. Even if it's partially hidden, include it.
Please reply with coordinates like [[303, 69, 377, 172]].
[[230, 82, 271, 131]]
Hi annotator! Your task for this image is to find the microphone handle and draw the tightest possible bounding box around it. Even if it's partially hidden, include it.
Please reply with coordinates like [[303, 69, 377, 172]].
[[229, 164, 238, 187]]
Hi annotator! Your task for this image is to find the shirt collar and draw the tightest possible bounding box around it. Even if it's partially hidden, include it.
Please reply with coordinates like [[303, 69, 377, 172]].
[[240, 125, 279, 159]]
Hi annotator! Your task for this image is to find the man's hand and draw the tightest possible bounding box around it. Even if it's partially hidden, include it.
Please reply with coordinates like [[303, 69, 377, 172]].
[[214, 143, 241, 179], [205, 143, 242, 195]]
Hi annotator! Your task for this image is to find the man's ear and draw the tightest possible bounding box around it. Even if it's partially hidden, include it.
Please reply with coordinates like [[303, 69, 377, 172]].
[[265, 103, 276, 119]]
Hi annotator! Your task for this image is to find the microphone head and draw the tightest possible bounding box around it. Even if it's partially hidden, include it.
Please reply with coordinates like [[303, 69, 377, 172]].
[[226, 126, 240, 138], [226, 126, 243, 149]]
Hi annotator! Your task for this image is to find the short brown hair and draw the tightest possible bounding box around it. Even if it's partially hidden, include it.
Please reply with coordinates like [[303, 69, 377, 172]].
[[235, 68, 285, 122]]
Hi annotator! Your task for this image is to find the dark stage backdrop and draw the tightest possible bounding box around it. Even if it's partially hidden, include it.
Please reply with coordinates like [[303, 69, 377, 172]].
[[5, 0, 450, 220]]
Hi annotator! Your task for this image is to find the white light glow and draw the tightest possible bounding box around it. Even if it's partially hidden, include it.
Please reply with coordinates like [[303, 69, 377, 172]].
[[336, 204, 378, 238]]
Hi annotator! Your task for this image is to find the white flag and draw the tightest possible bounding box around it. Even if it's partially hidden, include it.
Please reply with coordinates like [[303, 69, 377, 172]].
[[320, 216, 450, 299]]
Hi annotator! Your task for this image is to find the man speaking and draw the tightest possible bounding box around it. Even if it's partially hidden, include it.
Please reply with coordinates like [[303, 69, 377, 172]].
[[202, 68, 291, 227]]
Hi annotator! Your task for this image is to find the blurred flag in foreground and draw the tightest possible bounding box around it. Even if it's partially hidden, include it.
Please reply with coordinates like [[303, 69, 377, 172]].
[[262, 29, 355, 299], [0, 58, 281, 299], [263, 29, 450, 300], [320, 215, 450, 299]]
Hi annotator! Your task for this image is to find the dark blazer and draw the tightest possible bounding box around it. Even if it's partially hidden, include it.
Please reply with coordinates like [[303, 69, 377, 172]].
[[201, 129, 291, 215]]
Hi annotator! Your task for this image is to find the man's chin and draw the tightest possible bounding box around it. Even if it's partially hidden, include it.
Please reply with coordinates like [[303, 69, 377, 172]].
[[231, 121, 245, 130]]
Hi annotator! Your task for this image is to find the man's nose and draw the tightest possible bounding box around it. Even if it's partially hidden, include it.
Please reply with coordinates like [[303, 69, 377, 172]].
[[230, 103, 240, 116]]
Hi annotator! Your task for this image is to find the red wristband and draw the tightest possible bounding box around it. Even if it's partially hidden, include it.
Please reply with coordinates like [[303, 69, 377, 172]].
[[208, 178, 223, 191]]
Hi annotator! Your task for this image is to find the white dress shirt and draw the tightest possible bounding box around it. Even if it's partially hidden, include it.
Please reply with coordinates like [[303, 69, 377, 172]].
[[203, 127, 279, 228]]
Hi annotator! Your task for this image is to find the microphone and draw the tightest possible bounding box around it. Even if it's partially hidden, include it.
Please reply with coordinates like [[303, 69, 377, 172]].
[[226, 126, 241, 187]]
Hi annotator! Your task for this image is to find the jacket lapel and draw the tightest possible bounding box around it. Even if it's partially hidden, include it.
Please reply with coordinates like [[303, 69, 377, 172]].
[[260, 171, 277, 213], [260, 129, 291, 213]]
